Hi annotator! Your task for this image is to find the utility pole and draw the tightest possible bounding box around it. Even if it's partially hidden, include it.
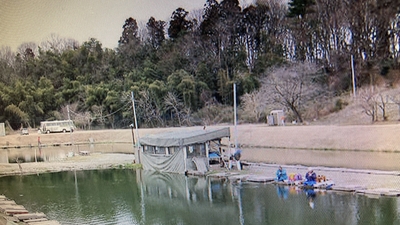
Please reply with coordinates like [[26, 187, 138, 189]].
[[67, 105, 74, 153], [131, 92, 140, 146], [131, 91, 141, 163], [351, 55, 356, 98], [233, 83, 238, 149], [130, 124, 135, 146]]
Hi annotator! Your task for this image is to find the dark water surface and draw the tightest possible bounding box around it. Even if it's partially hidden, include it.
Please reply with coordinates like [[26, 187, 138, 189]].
[[0, 169, 399, 225]]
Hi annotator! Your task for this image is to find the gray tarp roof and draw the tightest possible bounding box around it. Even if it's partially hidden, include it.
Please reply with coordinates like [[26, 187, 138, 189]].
[[140, 127, 230, 147]]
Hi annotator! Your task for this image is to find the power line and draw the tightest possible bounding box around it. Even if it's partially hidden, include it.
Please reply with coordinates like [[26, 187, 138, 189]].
[[69, 101, 132, 120]]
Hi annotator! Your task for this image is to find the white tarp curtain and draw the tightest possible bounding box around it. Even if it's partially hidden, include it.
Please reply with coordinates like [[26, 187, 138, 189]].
[[139, 127, 230, 147]]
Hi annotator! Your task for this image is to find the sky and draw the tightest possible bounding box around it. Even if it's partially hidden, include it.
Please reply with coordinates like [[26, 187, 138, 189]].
[[0, 0, 254, 52]]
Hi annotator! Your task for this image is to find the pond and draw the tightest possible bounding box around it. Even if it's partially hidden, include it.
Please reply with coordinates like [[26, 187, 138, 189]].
[[0, 169, 399, 225], [242, 147, 400, 171], [2, 143, 400, 171], [0, 143, 133, 163]]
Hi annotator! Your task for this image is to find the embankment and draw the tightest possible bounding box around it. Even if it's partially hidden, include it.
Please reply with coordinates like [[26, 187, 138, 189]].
[[3, 124, 400, 151]]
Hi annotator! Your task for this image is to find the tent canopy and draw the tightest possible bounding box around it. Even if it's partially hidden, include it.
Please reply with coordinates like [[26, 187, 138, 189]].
[[140, 127, 230, 147]]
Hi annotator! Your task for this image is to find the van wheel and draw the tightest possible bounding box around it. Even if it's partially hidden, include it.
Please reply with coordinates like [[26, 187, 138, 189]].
[[63, 129, 66, 133], [46, 130, 50, 134]]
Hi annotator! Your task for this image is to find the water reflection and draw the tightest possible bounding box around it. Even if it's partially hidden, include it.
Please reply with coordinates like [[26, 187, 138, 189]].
[[136, 171, 241, 225], [243, 147, 400, 171], [0, 143, 133, 163], [305, 188, 316, 209], [3, 144, 400, 171], [0, 170, 398, 225], [276, 185, 320, 209], [276, 185, 289, 200]]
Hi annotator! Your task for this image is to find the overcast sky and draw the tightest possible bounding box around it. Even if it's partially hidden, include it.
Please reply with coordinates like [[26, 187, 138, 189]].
[[0, 0, 254, 52]]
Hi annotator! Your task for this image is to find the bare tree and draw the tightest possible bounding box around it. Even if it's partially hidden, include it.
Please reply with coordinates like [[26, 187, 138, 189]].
[[187, 9, 203, 29], [137, 21, 148, 43], [260, 63, 326, 123], [61, 104, 94, 130], [136, 90, 163, 128], [73, 111, 94, 130], [359, 86, 391, 122], [358, 87, 378, 122], [240, 90, 267, 122], [0, 46, 15, 66], [164, 92, 192, 126], [376, 92, 389, 121], [91, 105, 105, 126], [390, 93, 400, 121], [180, 107, 193, 126], [16, 42, 38, 59], [0, 46, 16, 84], [40, 34, 79, 53]]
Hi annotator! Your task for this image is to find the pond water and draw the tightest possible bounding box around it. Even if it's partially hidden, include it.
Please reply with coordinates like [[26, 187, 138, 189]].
[[2, 143, 400, 171], [0, 169, 399, 225], [242, 147, 400, 171], [0, 143, 133, 163]]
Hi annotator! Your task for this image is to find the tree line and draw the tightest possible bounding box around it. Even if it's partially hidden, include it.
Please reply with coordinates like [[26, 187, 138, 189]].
[[0, 0, 399, 130]]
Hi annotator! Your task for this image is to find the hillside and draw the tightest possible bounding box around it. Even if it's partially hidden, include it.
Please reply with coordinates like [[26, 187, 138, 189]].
[[309, 88, 400, 126], [2, 87, 400, 152]]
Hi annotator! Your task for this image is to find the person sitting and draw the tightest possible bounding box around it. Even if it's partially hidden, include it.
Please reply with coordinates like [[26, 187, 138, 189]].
[[304, 167, 317, 187], [275, 166, 288, 182]]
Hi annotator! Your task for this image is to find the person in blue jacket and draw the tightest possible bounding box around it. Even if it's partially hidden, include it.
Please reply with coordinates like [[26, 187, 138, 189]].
[[275, 166, 288, 181], [304, 167, 317, 186]]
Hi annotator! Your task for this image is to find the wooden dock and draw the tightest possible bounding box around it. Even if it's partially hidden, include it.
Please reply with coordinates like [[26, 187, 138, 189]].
[[246, 176, 275, 183], [207, 171, 400, 197], [0, 195, 60, 225]]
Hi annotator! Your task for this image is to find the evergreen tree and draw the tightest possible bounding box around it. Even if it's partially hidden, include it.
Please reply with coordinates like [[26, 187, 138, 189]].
[[287, 0, 315, 18], [146, 17, 166, 49], [119, 17, 140, 45], [168, 8, 193, 39]]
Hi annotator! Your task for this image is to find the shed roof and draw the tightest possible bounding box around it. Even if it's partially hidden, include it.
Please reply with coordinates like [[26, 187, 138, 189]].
[[140, 127, 230, 147]]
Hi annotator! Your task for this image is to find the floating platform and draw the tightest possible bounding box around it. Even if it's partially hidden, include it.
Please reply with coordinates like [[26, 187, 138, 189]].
[[246, 176, 275, 183], [331, 185, 367, 192], [356, 188, 400, 197], [208, 172, 240, 179], [271, 179, 335, 190], [228, 174, 249, 182], [207, 165, 400, 197], [0, 195, 60, 225]]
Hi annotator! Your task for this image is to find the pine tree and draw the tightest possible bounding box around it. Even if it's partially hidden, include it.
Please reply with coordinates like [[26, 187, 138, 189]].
[[287, 0, 315, 18]]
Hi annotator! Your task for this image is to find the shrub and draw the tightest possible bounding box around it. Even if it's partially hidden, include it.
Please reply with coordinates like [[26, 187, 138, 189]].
[[332, 99, 348, 112]]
